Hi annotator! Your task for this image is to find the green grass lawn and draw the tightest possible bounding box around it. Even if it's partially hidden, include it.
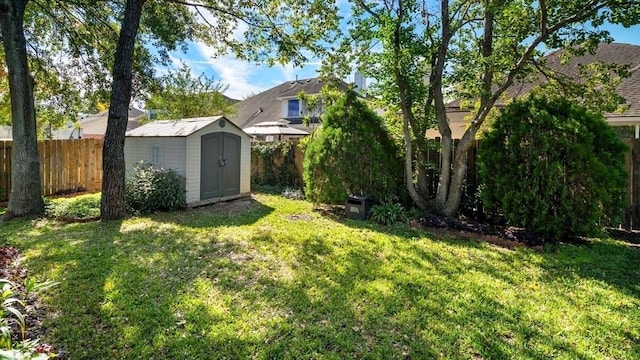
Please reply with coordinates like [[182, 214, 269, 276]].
[[2, 193, 639, 359]]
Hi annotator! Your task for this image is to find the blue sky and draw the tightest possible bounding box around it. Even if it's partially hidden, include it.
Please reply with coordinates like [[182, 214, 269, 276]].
[[165, 22, 640, 101]]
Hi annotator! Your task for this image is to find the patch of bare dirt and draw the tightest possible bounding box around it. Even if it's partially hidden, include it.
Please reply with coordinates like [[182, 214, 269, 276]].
[[286, 214, 312, 221], [418, 214, 546, 247], [192, 197, 257, 216]]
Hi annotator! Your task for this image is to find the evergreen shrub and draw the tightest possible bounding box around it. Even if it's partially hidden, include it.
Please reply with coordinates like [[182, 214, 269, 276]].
[[478, 94, 627, 241], [303, 90, 403, 204]]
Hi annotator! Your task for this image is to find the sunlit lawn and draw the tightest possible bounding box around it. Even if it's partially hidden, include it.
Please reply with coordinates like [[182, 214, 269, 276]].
[[2, 193, 639, 359]]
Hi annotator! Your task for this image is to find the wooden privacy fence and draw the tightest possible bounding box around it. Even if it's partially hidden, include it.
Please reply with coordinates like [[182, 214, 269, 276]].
[[0, 139, 103, 201], [623, 139, 640, 230], [250, 141, 304, 187]]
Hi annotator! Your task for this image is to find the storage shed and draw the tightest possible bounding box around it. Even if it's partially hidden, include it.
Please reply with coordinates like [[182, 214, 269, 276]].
[[125, 116, 251, 206]]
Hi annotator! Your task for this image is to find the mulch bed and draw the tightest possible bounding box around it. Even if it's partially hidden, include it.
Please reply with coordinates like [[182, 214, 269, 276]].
[[606, 228, 640, 245], [0, 246, 25, 281], [0, 245, 59, 357], [417, 214, 547, 251]]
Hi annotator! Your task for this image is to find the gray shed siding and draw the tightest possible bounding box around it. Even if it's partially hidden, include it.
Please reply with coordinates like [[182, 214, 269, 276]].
[[125, 117, 250, 205], [124, 137, 187, 175], [186, 120, 251, 204]]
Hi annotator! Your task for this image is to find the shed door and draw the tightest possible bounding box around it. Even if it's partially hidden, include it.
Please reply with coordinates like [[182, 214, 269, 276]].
[[200, 132, 241, 200]]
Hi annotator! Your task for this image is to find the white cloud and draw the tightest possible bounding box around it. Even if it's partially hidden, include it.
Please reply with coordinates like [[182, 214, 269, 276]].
[[192, 43, 266, 99], [278, 63, 296, 82]]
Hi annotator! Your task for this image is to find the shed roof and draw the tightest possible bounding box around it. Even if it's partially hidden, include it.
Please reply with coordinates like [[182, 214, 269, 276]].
[[126, 116, 246, 137]]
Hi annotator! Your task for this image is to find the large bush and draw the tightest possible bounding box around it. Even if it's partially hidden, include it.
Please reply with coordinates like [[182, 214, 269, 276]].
[[479, 94, 627, 241], [125, 162, 187, 214], [303, 90, 403, 204]]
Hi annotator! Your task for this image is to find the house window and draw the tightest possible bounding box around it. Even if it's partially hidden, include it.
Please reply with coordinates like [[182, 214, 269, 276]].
[[151, 146, 161, 165], [287, 99, 300, 117]]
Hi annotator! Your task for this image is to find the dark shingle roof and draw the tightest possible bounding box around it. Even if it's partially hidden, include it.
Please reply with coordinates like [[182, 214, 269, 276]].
[[230, 77, 349, 129], [449, 42, 640, 116]]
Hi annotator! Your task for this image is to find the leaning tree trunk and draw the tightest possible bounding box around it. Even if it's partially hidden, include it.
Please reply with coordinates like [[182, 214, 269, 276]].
[[442, 121, 482, 216], [100, 0, 146, 220], [0, 0, 44, 220]]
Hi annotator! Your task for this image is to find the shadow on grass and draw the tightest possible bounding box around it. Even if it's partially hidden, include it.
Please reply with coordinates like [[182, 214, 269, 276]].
[[155, 196, 275, 228], [6, 197, 274, 358], [5, 199, 639, 359], [318, 205, 640, 299]]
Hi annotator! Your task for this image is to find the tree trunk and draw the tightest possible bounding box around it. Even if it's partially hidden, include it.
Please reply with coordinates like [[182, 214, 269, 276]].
[[416, 148, 430, 198], [443, 147, 468, 217], [435, 129, 452, 208], [100, 0, 146, 220], [0, 0, 44, 219], [402, 112, 430, 210], [443, 121, 481, 216]]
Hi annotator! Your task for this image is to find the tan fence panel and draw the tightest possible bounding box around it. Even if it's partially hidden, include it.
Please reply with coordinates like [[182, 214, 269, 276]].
[[0, 140, 11, 201], [0, 139, 104, 202], [623, 139, 640, 230]]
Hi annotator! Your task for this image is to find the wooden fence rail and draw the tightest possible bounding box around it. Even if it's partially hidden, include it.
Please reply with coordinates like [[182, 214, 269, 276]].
[[0, 139, 103, 201]]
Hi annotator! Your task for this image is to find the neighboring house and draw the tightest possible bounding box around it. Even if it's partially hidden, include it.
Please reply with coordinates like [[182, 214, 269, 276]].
[[80, 107, 147, 139], [1, 120, 80, 140], [0, 126, 11, 140], [231, 77, 351, 141], [124, 116, 251, 206], [433, 42, 640, 139]]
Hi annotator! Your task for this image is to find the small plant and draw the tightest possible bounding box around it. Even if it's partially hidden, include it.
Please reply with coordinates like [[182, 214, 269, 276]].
[[125, 162, 187, 214], [45, 193, 101, 220], [0, 279, 26, 349], [282, 187, 305, 200], [0, 279, 57, 359], [369, 201, 409, 225]]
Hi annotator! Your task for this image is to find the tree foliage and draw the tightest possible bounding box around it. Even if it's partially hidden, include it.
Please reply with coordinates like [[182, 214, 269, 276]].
[[146, 64, 235, 120], [478, 93, 627, 241], [102, 0, 341, 219], [328, 0, 640, 217], [303, 90, 403, 204]]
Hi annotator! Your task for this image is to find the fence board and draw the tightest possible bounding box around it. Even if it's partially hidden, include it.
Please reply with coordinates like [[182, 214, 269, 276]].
[[630, 140, 640, 230], [0, 138, 104, 201], [0, 140, 10, 201]]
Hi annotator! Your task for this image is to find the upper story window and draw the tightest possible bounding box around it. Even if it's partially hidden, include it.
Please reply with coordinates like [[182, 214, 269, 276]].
[[287, 99, 300, 117]]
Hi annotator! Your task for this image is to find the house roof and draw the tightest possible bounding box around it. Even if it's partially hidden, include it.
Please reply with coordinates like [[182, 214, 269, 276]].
[[79, 107, 147, 136], [126, 116, 245, 137], [448, 43, 640, 117], [230, 77, 350, 129]]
